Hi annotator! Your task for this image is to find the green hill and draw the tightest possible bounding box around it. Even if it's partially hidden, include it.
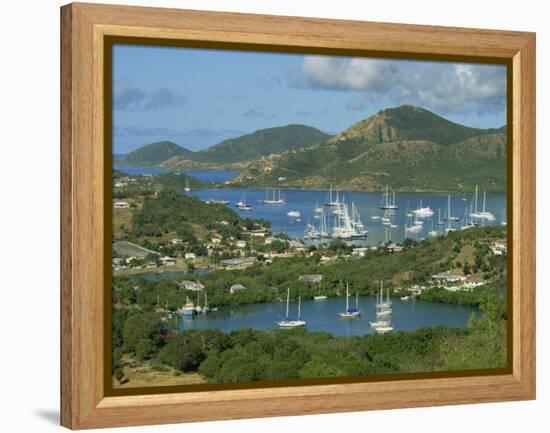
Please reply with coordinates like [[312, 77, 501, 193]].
[[119, 141, 194, 166], [236, 105, 507, 192], [196, 124, 330, 163], [159, 125, 330, 168]]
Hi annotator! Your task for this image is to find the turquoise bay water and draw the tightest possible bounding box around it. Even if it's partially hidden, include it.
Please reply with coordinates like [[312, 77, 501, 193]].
[[113, 164, 237, 183], [190, 188, 506, 245], [178, 296, 477, 337]]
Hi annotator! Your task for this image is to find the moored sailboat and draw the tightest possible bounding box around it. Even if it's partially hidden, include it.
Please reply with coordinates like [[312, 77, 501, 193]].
[[469, 185, 496, 221], [278, 288, 306, 328], [380, 185, 399, 210], [339, 283, 361, 318]]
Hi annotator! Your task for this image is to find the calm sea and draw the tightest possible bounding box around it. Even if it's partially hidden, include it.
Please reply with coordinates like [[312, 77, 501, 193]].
[[176, 296, 477, 336], [113, 164, 237, 183], [190, 187, 506, 245]]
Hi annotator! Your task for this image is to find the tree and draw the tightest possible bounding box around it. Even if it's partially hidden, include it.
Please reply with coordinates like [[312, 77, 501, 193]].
[[122, 312, 164, 354]]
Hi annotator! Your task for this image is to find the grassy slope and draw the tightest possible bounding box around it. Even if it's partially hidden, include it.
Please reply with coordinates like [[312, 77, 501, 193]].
[[120, 141, 194, 166], [236, 106, 507, 192], [195, 124, 330, 163]]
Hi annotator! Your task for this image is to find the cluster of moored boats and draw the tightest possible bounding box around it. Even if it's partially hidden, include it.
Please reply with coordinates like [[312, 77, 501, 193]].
[[231, 183, 504, 239], [178, 293, 218, 316], [277, 282, 394, 334], [368, 282, 394, 334], [304, 185, 368, 240]]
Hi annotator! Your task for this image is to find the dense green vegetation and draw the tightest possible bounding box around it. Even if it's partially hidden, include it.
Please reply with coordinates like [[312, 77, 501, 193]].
[[112, 172, 209, 200], [237, 105, 507, 192], [192, 124, 330, 164], [126, 189, 267, 247], [120, 125, 330, 168], [120, 141, 194, 166], [112, 224, 508, 385], [116, 106, 507, 192], [112, 291, 506, 384], [113, 226, 506, 310]]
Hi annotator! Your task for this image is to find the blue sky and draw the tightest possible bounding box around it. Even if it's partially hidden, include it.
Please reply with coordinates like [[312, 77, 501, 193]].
[[113, 44, 507, 154]]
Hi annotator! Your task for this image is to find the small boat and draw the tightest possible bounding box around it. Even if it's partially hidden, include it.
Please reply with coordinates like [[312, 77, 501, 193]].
[[325, 184, 340, 207], [314, 202, 323, 214], [413, 200, 434, 217], [369, 319, 390, 328], [181, 297, 196, 316], [469, 185, 496, 221], [400, 295, 410, 301], [374, 324, 394, 334], [287, 210, 301, 218], [236, 192, 253, 211], [237, 203, 253, 211], [184, 177, 191, 192], [339, 283, 361, 318], [444, 195, 460, 222], [376, 281, 392, 317], [261, 188, 286, 204], [380, 185, 399, 210], [313, 284, 327, 300], [278, 289, 306, 328]]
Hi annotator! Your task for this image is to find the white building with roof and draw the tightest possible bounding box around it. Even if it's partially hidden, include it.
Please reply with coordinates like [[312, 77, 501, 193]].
[[229, 284, 247, 294], [178, 280, 204, 291]]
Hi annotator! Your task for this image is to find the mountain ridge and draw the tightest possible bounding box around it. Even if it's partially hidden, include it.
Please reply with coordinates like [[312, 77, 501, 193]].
[[234, 105, 507, 192], [120, 124, 330, 168], [117, 105, 507, 192]]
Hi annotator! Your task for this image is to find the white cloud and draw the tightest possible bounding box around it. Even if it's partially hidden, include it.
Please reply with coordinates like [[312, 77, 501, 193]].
[[289, 56, 506, 116]]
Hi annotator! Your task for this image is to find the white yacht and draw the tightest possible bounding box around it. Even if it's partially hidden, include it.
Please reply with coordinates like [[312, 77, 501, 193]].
[[339, 284, 361, 318], [413, 200, 434, 217], [278, 288, 306, 328]]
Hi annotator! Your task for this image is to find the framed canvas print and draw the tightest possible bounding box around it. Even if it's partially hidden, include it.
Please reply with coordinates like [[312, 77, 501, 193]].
[[60, 3, 536, 429]]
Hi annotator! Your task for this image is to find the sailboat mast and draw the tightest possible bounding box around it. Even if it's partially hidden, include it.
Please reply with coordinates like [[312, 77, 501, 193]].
[[286, 288, 290, 318], [298, 296, 301, 318], [345, 283, 351, 310], [482, 191, 487, 212], [474, 185, 478, 213]]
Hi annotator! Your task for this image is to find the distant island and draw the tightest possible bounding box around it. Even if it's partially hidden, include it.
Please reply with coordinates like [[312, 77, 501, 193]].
[[118, 105, 507, 192]]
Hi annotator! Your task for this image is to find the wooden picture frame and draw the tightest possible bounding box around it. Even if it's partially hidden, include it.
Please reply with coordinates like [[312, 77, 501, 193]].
[[60, 2, 536, 429]]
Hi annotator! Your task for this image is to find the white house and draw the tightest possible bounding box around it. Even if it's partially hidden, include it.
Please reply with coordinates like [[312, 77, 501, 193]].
[[491, 242, 507, 256], [299, 274, 323, 284], [178, 280, 204, 291], [221, 257, 257, 269], [463, 278, 485, 289], [113, 201, 130, 209], [159, 256, 176, 267], [352, 247, 369, 257], [184, 252, 196, 261], [229, 284, 247, 294], [431, 271, 467, 284], [235, 240, 247, 249]]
